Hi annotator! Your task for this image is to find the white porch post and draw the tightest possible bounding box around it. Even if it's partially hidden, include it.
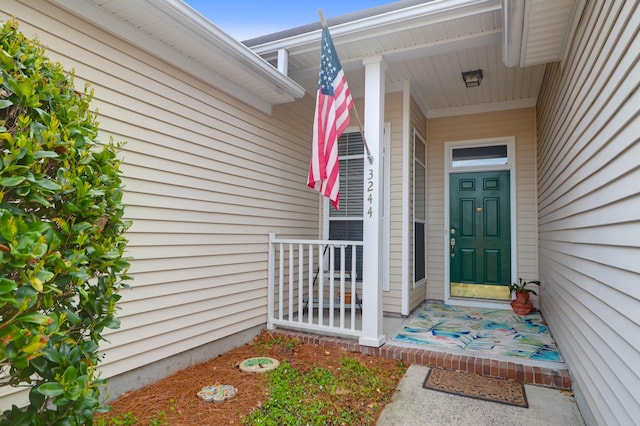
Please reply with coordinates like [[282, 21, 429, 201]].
[[277, 49, 288, 75], [359, 55, 386, 347]]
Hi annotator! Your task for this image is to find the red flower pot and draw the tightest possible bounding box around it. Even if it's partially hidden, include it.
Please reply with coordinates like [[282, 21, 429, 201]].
[[510, 290, 533, 315]]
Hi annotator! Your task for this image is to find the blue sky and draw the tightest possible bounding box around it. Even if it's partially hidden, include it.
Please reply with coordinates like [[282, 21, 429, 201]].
[[184, 0, 393, 40]]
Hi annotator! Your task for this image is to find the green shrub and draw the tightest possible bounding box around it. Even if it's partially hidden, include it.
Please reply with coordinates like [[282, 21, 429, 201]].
[[0, 19, 130, 425]]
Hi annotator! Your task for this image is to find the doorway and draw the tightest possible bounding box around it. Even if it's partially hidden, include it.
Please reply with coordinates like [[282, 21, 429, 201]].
[[449, 171, 511, 300], [444, 138, 516, 305]]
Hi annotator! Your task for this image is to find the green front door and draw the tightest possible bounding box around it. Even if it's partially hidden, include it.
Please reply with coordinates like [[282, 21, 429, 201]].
[[450, 171, 511, 300]]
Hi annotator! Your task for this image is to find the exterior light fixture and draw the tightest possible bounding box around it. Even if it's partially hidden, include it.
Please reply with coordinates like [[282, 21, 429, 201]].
[[462, 69, 483, 88]]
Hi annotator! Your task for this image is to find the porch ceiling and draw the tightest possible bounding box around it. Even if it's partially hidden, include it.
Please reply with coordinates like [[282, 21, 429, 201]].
[[247, 0, 585, 118]]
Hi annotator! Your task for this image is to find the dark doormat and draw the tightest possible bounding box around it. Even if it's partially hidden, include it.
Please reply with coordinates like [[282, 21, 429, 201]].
[[423, 368, 528, 408]]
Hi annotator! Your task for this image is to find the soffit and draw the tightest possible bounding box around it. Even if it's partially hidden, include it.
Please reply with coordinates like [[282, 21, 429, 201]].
[[520, 0, 584, 66], [249, 0, 583, 118], [51, 0, 305, 114]]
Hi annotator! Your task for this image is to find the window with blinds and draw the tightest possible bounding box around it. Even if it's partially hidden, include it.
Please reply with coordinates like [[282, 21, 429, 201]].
[[328, 131, 364, 279]]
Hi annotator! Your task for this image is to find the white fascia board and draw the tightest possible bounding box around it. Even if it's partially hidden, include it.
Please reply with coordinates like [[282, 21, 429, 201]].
[[560, 0, 587, 68], [153, 0, 304, 98], [426, 98, 537, 118], [51, 0, 304, 113], [251, 0, 501, 56]]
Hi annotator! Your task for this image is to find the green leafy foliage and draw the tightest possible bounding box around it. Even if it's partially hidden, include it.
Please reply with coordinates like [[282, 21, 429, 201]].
[[250, 332, 300, 353], [242, 357, 405, 426], [509, 278, 541, 295], [0, 19, 130, 425]]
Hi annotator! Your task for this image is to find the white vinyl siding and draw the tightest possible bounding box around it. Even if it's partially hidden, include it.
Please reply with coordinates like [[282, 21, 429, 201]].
[[536, 1, 640, 424], [426, 108, 538, 302], [0, 0, 317, 395], [384, 92, 404, 313]]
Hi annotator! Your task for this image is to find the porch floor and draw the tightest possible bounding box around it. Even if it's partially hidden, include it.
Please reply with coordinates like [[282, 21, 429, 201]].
[[274, 301, 571, 390]]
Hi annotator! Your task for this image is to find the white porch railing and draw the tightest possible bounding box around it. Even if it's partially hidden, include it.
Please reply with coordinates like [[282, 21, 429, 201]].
[[267, 233, 363, 338]]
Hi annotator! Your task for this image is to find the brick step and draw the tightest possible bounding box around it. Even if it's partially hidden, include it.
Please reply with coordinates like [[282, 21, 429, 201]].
[[275, 330, 571, 390]]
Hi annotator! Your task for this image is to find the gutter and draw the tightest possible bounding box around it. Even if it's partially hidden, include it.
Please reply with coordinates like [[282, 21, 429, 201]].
[[155, 0, 305, 99], [249, 0, 500, 56], [51, 0, 305, 112]]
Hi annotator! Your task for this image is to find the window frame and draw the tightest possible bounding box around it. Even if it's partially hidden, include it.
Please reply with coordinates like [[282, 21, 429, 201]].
[[413, 129, 427, 288], [321, 125, 390, 287]]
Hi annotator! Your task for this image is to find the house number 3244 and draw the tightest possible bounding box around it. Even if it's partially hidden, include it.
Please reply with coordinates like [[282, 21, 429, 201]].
[[367, 168, 374, 217]]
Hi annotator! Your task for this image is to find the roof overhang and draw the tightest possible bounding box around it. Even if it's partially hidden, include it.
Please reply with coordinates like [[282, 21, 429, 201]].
[[249, 0, 500, 59], [51, 0, 305, 114], [502, 0, 586, 67], [245, 0, 586, 118]]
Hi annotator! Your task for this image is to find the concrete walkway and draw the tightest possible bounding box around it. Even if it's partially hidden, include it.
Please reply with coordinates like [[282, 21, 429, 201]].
[[376, 365, 584, 426]]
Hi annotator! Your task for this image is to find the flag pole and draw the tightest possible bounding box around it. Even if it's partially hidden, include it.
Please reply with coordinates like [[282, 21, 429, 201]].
[[317, 9, 374, 164]]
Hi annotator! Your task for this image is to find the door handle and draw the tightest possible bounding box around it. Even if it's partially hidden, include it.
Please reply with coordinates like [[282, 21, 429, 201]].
[[450, 237, 456, 257]]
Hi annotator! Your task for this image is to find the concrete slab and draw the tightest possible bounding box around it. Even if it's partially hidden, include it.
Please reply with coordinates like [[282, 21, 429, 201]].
[[376, 365, 584, 426]]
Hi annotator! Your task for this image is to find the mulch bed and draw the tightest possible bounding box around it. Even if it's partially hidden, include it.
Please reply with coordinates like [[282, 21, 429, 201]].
[[96, 330, 407, 425]]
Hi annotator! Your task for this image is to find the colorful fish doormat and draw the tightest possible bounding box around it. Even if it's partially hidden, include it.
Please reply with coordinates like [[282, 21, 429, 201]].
[[394, 303, 563, 362], [423, 368, 528, 408]]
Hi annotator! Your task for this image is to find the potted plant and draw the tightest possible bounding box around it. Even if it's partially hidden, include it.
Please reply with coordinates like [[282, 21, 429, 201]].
[[508, 278, 541, 315]]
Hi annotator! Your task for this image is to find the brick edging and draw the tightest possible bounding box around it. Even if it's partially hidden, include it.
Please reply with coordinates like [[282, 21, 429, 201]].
[[273, 329, 572, 390]]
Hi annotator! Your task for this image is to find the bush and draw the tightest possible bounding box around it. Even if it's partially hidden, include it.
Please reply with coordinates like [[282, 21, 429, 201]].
[[0, 19, 130, 425]]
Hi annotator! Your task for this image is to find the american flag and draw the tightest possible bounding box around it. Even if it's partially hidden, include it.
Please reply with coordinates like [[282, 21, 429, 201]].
[[307, 26, 353, 210]]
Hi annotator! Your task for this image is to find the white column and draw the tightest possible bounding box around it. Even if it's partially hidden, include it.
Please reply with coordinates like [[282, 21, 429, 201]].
[[277, 49, 288, 75], [359, 55, 386, 347]]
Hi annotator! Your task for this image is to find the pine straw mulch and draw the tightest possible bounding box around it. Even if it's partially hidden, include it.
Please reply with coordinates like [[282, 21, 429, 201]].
[[95, 330, 408, 425]]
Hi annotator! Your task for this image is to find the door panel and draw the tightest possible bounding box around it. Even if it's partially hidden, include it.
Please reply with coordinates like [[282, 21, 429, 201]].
[[460, 198, 475, 236], [450, 171, 510, 300], [484, 249, 501, 283], [460, 249, 476, 281]]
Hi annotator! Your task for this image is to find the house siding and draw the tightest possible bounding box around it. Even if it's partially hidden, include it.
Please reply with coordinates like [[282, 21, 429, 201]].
[[0, 0, 317, 398], [385, 91, 404, 313], [536, 1, 640, 424], [426, 108, 538, 301]]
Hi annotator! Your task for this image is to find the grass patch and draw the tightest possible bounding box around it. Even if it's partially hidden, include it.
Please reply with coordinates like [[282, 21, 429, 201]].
[[242, 356, 406, 425]]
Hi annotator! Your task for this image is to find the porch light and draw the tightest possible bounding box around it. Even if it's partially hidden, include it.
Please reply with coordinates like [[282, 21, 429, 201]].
[[462, 69, 483, 88]]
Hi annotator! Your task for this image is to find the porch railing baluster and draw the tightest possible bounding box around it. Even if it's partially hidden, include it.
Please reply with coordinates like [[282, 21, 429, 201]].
[[278, 242, 284, 321], [288, 243, 294, 321], [308, 244, 314, 325], [339, 245, 346, 329], [267, 233, 275, 329], [318, 244, 324, 327], [328, 245, 335, 328], [350, 244, 357, 330], [267, 235, 363, 338], [298, 244, 304, 323]]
